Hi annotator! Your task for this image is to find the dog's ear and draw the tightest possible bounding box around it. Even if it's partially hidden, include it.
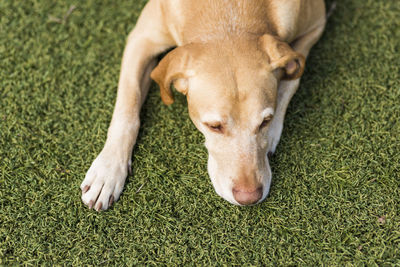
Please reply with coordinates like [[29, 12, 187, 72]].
[[151, 44, 197, 105], [259, 34, 305, 80]]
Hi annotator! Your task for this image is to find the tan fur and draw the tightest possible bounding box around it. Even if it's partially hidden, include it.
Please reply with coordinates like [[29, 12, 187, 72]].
[[81, 0, 327, 210]]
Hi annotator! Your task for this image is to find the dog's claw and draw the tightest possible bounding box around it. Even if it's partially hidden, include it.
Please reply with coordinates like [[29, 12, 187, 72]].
[[267, 152, 273, 159], [88, 200, 94, 209], [82, 185, 90, 193], [95, 202, 102, 211], [109, 195, 114, 207]]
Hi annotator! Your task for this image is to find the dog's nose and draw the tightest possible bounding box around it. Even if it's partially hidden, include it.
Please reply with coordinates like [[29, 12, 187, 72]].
[[232, 185, 263, 205]]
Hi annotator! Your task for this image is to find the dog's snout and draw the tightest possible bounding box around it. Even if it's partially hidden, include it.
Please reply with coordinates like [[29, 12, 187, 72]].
[[232, 185, 263, 205]]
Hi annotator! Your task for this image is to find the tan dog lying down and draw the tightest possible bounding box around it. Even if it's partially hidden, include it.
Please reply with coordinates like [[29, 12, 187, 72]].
[[81, 0, 327, 210]]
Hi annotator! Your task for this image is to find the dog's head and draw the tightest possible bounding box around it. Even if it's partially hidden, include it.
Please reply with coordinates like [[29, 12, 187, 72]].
[[151, 34, 305, 205]]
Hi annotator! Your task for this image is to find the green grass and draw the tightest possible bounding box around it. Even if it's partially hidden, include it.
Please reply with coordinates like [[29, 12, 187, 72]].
[[0, 0, 399, 265]]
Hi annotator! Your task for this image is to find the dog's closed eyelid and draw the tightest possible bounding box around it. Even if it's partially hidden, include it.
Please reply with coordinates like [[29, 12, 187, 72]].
[[258, 115, 273, 131], [204, 122, 224, 133]]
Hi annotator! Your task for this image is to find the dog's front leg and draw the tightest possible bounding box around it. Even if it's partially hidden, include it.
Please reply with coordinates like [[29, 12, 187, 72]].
[[267, 23, 326, 155], [267, 79, 300, 155], [80, 1, 174, 211]]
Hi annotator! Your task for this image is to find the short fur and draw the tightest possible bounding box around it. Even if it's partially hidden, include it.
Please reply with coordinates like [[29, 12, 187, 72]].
[[81, 0, 326, 210]]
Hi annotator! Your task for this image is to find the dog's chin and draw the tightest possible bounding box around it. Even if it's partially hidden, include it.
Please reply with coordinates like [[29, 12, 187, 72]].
[[207, 154, 272, 206]]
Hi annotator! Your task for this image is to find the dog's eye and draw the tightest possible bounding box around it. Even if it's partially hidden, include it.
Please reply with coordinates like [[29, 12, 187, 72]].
[[259, 116, 273, 131], [207, 123, 223, 133]]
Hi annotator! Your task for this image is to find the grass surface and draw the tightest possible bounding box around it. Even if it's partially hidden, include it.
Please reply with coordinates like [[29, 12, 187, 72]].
[[1, 0, 399, 265]]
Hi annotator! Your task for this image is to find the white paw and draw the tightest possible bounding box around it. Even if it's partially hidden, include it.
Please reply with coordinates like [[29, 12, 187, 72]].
[[267, 119, 283, 155], [80, 150, 129, 211]]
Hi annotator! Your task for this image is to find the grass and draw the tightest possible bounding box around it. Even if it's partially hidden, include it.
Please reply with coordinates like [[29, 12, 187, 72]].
[[0, 0, 399, 265]]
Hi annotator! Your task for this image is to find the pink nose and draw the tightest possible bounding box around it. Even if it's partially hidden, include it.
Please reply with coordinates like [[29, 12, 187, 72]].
[[232, 186, 263, 205]]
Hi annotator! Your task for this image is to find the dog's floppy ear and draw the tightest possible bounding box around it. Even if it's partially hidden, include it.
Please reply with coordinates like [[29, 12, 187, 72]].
[[259, 34, 305, 80], [151, 44, 197, 105]]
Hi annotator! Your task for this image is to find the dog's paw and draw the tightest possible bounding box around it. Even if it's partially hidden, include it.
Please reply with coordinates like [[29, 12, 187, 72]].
[[267, 120, 283, 155], [267, 135, 279, 155], [80, 151, 130, 211]]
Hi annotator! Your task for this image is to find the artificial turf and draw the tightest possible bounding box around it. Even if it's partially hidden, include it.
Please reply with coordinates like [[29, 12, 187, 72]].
[[0, 0, 399, 265]]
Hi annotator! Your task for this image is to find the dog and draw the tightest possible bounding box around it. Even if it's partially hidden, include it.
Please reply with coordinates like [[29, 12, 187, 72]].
[[81, 0, 327, 210]]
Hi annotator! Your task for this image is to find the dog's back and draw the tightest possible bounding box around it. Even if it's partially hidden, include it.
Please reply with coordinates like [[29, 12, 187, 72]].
[[161, 0, 325, 45]]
